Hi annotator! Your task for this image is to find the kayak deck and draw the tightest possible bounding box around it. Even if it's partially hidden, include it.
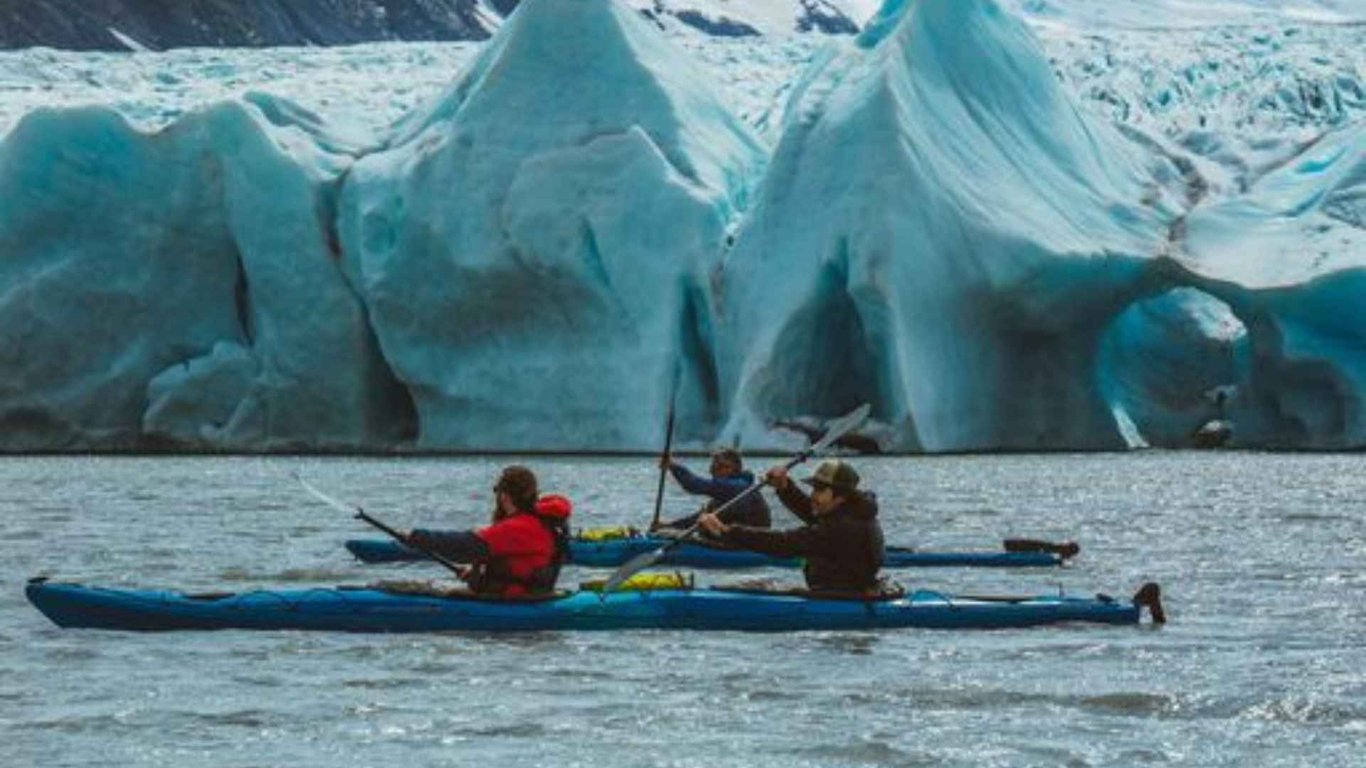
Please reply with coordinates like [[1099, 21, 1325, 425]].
[[25, 578, 1161, 633], [345, 538, 1068, 569]]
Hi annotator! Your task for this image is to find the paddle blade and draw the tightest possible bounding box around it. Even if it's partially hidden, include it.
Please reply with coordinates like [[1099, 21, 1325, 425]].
[[295, 473, 357, 515], [602, 547, 665, 594], [1003, 538, 1080, 559], [810, 403, 872, 455]]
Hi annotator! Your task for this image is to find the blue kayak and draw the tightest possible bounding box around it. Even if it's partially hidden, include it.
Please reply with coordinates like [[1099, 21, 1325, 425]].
[[344, 537, 1068, 569], [25, 578, 1162, 633]]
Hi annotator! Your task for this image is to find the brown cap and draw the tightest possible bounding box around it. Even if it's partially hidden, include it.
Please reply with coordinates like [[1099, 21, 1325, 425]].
[[801, 460, 859, 493]]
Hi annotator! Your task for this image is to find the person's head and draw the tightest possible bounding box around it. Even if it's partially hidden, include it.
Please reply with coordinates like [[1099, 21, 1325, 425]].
[[801, 460, 859, 516], [493, 465, 539, 519], [709, 448, 743, 478]]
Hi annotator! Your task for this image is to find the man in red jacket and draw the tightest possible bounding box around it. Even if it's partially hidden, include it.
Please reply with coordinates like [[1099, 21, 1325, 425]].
[[405, 466, 572, 597]]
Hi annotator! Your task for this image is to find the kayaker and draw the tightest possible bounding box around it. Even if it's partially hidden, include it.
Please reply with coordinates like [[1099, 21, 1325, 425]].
[[653, 448, 771, 532], [403, 466, 572, 597], [696, 460, 883, 593]]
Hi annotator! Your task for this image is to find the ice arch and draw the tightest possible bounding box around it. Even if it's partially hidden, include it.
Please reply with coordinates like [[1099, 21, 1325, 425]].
[[1097, 287, 1248, 448]]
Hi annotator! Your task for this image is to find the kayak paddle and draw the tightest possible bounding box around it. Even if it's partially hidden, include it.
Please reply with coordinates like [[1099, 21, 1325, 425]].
[[602, 402, 872, 593], [295, 473, 468, 580]]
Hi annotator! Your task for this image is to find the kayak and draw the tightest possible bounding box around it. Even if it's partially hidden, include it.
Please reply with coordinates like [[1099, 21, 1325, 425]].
[[344, 537, 1069, 569], [26, 578, 1159, 632], [24, 577, 1163, 633]]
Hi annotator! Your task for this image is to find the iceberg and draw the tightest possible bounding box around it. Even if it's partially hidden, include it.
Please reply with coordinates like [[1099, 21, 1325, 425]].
[[0, 94, 412, 450], [717, 0, 1180, 451], [337, 0, 765, 449], [1172, 123, 1366, 447]]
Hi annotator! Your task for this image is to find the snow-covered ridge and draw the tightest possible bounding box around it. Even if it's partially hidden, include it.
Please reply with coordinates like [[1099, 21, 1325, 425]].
[[1008, 0, 1366, 29], [1, 0, 1364, 451]]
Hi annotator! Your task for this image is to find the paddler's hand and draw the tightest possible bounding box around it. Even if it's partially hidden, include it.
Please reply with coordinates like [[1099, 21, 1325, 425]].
[[765, 466, 791, 490], [658, 453, 673, 470], [697, 512, 728, 536]]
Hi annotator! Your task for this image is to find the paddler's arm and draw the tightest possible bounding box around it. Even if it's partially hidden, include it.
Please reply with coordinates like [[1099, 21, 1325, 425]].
[[405, 529, 491, 563], [767, 467, 816, 525], [667, 462, 732, 498], [697, 513, 814, 559]]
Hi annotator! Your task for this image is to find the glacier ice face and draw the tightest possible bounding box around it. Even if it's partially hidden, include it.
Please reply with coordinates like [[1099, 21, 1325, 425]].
[[1, 0, 1364, 453], [0, 95, 412, 450], [1170, 123, 1366, 447], [718, 0, 1178, 451], [337, 0, 765, 449]]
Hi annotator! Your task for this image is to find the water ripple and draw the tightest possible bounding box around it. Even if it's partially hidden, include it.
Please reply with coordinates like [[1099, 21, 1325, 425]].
[[1240, 697, 1366, 727], [4, 453, 1365, 766]]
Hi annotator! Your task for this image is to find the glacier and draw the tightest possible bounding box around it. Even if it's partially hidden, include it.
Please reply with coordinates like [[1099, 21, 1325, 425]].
[[0, 0, 1363, 452]]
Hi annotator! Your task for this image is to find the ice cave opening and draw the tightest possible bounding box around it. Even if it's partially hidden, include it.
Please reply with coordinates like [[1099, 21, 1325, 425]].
[[746, 256, 894, 438], [1097, 286, 1249, 448]]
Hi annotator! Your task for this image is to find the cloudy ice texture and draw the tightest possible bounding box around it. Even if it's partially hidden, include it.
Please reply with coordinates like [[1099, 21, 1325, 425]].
[[0, 0, 1363, 451], [719, 0, 1183, 451], [336, 0, 764, 449], [0, 95, 414, 450]]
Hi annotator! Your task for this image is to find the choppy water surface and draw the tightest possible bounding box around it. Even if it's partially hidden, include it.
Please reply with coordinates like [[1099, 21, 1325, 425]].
[[1, 454, 1362, 767]]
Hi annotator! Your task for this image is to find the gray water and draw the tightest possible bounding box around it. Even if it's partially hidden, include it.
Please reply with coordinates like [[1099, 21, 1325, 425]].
[[1, 454, 1362, 767]]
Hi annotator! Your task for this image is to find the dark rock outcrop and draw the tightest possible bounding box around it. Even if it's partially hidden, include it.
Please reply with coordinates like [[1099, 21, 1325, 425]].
[[795, 0, 858, 34], [0, 0, 495, 50], [1, 0, 862, 50]]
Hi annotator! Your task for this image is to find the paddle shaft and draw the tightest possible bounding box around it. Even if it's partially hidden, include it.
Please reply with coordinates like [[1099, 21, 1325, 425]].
[[649, 401, 677, 530], [296, 474, 469, 580], [354, 510, 468, 579]]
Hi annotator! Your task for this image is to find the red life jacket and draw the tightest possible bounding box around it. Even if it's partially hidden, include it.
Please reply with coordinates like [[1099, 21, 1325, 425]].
[[471, 495, 572, 597]]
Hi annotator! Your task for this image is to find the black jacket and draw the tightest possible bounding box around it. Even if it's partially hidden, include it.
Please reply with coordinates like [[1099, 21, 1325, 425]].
[[719, 483, 884, 592]]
